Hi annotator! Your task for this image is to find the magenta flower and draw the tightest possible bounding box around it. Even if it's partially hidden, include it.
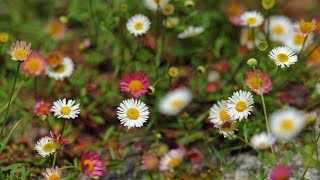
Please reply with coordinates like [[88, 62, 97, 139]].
[[245, 69, 272, 95], [81, 151, 104, 178], [34, 101, 51, 116], [119, 71, 150, 98], [50, 131, 69, 147], [21, 51, 47, 76], [270, 165, 292, 180]]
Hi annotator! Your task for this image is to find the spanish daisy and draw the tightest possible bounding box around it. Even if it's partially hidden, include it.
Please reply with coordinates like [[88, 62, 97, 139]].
[[21, 51, 47, 76], [117, 98, 149, 129], [8, 40, 32, 61], [178, 26, 204, 39], [42, 166, 62, 180], [209, 100, 233, 127], [34, 101, 51, 116], [164, 17, 179, 29], [144, 0, 170, 11], [240, 27, 263, 49], [46, 51, 63, 68], [119, 71, 150, 98], [245, 69, 272, 95], [270, 165, 292, 180], [270, 107, 305, 140], [161, 4, 174, 16], [46, 19, 66, 40], [295, 19, 316, 35], [240, 11, 264, 27], [284, 31, 313, 53], [159, 87, 192, 116], [81, 151, 104, 178], [226, 90, 254, 121], [159, 148, 184, 171], [218, 120, 237, 138], [50, 131, 69, 147], [126, 14, 151, 36], [269, 46, 298, 68], [34, 136, 56, 157], [266, 16, 293, 42], [51, 98, 80, 119], [250, 132, 276, 150], [45, 57, 74, 80]]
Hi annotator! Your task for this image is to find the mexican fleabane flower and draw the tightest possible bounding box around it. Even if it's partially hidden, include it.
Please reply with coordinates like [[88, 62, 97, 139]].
[[120, 71, 150, 98], [245, 69, 272, 95], [126, 14, 151, 36], [81, 151, 104, 178], [8, 40, 32, 61], [226, 90, 254, 121], [51, 98, 80, 119]]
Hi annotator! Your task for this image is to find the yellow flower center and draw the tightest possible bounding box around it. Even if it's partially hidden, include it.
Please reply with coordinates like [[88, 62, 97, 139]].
[[227, 3, 242, 17], [272, 25, 284, 35], [171, 99, 183, 110], [258, 141, 268, 149], [248, 75, 262, 90], [52, 64, 65, 74], [219, 110, 230, 121], [134, 22, 144, 30], [126, 108, 140, 120], [299, 21, 315, 34], [83, 159, 94, 172], [128, 80, 143, 93], [246, 17, 257, 25], [276, 53, 289, 63], [220, 121, 233, 131], [0, 32, 9, 43], [48, 174, 60, 180], [26, 58, 42, 73], [60, 106, 72, 115], [235, 101, 247, 112], [294, 34, 304, 45], [43, 142, 55, 153], [13, 49, 28, 60], [167, 157, 181, 168], [280, 119, 295, 132]]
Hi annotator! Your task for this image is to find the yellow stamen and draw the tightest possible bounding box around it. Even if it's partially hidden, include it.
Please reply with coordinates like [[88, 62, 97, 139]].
[[60, 106, 71, 115], [167, 158, 181, 168], [280, 119, 294, 132], [246, 17, 257, 25], [235, 101, 247, 112], [43, 143, 55, 153], [128, 80, 143, 93], [126, 108, 140, 120], [26, 58, 42, 73], [171, 99, 183, 109], [299, 21, 315, 34], [134, 22, 144, 30], [272, 25, 284, 35], [13, 49, 28, 60], [294, 34, 304, 45], [219, 110, 230, 121], [48, 174, 59, 180], [248, 75, 262, 90], [276, 53, 289, 63], [52, 64, 65, 74], [83, 159, 94, 172]]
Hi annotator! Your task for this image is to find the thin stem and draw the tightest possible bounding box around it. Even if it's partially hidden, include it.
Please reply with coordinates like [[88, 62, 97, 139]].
[[236, 135, 257, 152], [251, 28, 257, 55], [266, 10, 270, 45], [273, 66, 280, 80], [299, 35, 308, 58], [60, 118, 67, 137], [116, 126, 125, 160], [304, 39, 320, 60], [0, 62, 21, 136], [34, 77, 38, 100], [52, 151, 57, 168], [88, 0, 98, 45]]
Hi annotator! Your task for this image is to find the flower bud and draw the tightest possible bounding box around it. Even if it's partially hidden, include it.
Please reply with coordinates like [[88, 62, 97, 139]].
[[0, 32, 9, 43], [196, 65, 206, 74], [261, 0, 275, 10], [148, 86, 156, 95], [184, 0, 195, 7], [258, 41, 268, 51], [59, 16, 68, 24], [247, 58, 258, 67], [168, 66, 179, 78]]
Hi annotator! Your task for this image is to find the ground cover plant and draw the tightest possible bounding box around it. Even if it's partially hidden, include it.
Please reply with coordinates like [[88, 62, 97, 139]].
[[0, 0, 320, 179]]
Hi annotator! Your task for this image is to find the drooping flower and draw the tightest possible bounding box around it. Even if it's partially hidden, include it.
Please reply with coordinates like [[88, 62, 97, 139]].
[[209, 100, 233, 127], [45, 57, 74, 80], [21, 51, 47, 76], [126, 14, 151, 36], [270, 165, 292, 180], [218, 120, 237, 138], [81, 151, 104, 178], [178, 26, 204, 39], [245, 69, 272, 95], [159, 148, 184, 171], [250, 132, 276, 150], [34, 136, 56, 157], [266, 16, 293, 42], [295, 19, 316, 35], [159, 87, 192, 116], [226, 90, 254, 121], [50, 131, 69, 147], [8, 40, 32, 61], [119, 71, 150, 98], [269, 46, 298, 68], [117, 98, 149, 129], [34, 101, 51, 116], [42, 166, 62, 180], [51, 98, 80, 119], [240, 11, 264, 27], [46, 19, 66, 40], [144, 0, 170, 11]]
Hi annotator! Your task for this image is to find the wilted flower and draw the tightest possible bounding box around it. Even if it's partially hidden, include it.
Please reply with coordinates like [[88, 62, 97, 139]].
[[0, 32, 9, 43], [46, 51, 63, 68], [161, 4, 174, 16], [46, 19, 66, 40], [50, 131, 69, 147], [226, 2, 244, 26], [141, 152, 159, 171]]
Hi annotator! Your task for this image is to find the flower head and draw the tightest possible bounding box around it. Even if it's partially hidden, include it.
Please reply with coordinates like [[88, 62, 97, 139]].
[[161, 4, 174, 16], [42, 166, 62, 180], [159, 148, 184, 171], [270, 165, 292, 180], [269, 46, 298, 68], [120, 71, 150, 98], [8, 40, 32, 61], [50, 131, 69, 147], [81, 151, 104, 178], [226, 2, 244, 26], [226, 90, 254, 121], [117, 98, 149, 129], [266, 16, 293, 42], [144, 0, 170, 11], [245, 69, 272, 95], [178, 26, 204, 39], [209, 100, 233, 127], [218, 120, 237, 138], [46, 19, 66, 40], [45, 57, 74, 80], [34, 136, 56, 157], [46, 51, 63, 68], [51, 98, 80, 119], [240, 11, 264, 27], [283, 31, 313, 53], [141, 152, 159, 171], [250, 132, 276, 150], [295, 19, 316, 35], [126, 14, 151, 36], [34, 101, 51, 116], [21, 51, 47, 76]]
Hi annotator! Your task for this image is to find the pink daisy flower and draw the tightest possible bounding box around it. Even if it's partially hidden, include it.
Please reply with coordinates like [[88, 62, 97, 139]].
[[81, 151, 104, 178], [34, 101, 51, 116], [270, 164, 292, 180], [42, 166, 62, 180], [21, 51, 47, 76], [119, 71, 150, 98], [245, 69, 272, 95], [294, 19, 317, 36]]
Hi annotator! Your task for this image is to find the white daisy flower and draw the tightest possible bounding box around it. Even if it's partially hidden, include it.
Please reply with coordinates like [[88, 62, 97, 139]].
[[270, 107, 305, 140], [283, 28, 314, 53], [34, 136, 56, 157], [240, 11, 264, 27], [269, 46, 298, 68], [250, 132, 276, 150], [226, 90, 254, 121], [117, 98, 149, 129], [178, 26, 204, 39], [144, 0, 170, 11], [159, 148, 184, 171], [266, 16, 293, 42], [45, 57, 74, 81], [240, 27, 264, 49], [51, 98, 80, 119], [159, 87, 192, 116], [218, 121, 237, 138], [209, 100, 233, 127], [126, 14, 151, 36]]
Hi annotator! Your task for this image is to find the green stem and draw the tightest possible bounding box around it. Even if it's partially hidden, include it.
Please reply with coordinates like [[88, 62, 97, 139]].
[[273, 66, 280, 80], [52, 151, 57, 168], [116, 126, 125, 160], [299, 35, 308, 58], [88, 0, 98, 45], [251, 28, 257, 55], [304, 39, 320, 60], [266, 10, 270, 45], [0, 62, 21, 136], [60, 118, 67, 137], [236, 135, 257, 152]]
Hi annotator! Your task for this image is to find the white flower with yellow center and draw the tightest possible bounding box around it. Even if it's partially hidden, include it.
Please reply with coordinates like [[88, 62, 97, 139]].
[[159, 148, 184, 171], [240, 27, 264, 49], [144, 0, 170, 11], [266, 16, 293, 42], [218, 121, 237, 138], [269, 46, 298, 68], [226, 90, 254, 121], [178, 26, 204, 39], [45, 57, 74, 80], [283, 29, 314, 53], [241, 11, 264, 27], [270, 107, 305, 140], [51, 98, 80, 119], [250, 132, 276, 150], [209, 100, 233, 127], [34, 136, 56, 157], [8, 40, 32, 61], [126, 14, 151, 36], [117, 98, 149, 129], [159, 87, 192, 116]]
